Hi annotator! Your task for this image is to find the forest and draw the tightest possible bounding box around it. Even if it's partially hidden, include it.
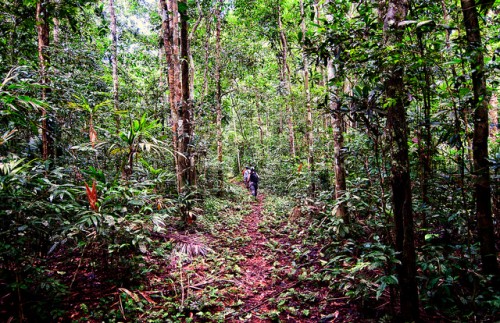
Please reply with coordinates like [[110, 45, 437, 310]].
[[0, 0, 499, 321]]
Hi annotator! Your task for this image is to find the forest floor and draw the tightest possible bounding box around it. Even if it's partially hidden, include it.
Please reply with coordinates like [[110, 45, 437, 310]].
[[60, 183, 370, 322], [199, 189, 353, 322]]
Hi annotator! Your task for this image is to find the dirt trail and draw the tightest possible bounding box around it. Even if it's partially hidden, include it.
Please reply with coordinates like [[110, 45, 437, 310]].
[[234, 193, 275, 319], [226, 191, 301, 322]]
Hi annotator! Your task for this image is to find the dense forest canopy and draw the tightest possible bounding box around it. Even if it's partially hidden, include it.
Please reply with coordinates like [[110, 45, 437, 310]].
[[0, 0, 499, 321]]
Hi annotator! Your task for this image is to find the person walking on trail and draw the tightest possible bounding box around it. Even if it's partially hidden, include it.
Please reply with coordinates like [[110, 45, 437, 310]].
[[249, 167, 259, 197], [243, 166, 251, 189]]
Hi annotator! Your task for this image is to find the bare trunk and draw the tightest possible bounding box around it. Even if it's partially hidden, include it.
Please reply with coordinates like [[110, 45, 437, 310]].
[[188, 2, 203, 103], [300, 0, 314, 194], [327, 58, 348, 223], [215, 0, 223, 193], [416, 28, 432, 228], [278, 4, 295, 158], [161, 0, 183, 192], [36, 0, 52, 161], [256, 95, 264, 145], [201, 15, 212, 107], [383, 1, 419, 321], [461, 0, 498, 276], [179, 0, 195, 187], [110, 0, 120, 132]]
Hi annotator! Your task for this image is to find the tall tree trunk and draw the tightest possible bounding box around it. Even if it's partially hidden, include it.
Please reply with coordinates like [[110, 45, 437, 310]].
[[383, 1, 419, 321], [201, 17, 212, 103], [327, 58, 348, 223], [110, 0, 120, 133], [188, 2, 203, 103], [300, 0, 314, 194], [187, 3, 203, 186], [277, 4, 295, 158], [416, 29, 432, 214], [179, 0, 196, 188], [255, 93, 264, 145], [36, 0, 52, 161], [460, 0, 499, 277], [215, 0, 223, 194], [161, 0, 184, 193], [493, 97, 499, 238]]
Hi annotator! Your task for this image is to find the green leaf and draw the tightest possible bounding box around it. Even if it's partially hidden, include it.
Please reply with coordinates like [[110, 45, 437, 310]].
[[178, 1, 188, 14]]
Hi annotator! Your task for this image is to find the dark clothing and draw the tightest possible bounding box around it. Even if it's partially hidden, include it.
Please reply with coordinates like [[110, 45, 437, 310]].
[[250, 182, 258, 197], [250, 172, 259, 183], [249, 170, 259, 197]]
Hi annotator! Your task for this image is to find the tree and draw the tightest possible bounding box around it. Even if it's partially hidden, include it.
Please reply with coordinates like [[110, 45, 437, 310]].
[[327, 57, 348, 223], [109, 0, 120, 132], [382, 0, 419, 321], [215, 0, 223, 194], [460, 0, 499, 277], [160, 0, 194, 199], [36, 0, 52, 160], [300, 0, 314, 194], [277, 2, 295, 158]]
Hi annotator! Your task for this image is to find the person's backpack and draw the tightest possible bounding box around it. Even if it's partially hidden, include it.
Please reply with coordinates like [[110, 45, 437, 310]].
[[250, 171, 259, 183]]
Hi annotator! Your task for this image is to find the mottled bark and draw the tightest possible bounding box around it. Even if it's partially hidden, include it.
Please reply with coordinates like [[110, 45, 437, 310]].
[[277, 4, 295, 158], [327, 58, 348, 223], [36, 0, 52, 160], [461, 0, 498, 276], [180, 0, 196, 187], [160, 0, 183, 192], [383, 0, 419, 321]]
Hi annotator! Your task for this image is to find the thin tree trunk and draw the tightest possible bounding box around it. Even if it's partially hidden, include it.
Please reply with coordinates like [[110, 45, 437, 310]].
[[383, 1, 419, 321], [492, 94, 499, 236], [328, 58, 348, 223], [179, 0, 195, 187], [255, 93, 264, 145], [186, 1, 203, 188], [215, 0, 223, 193], [110, 0, 120, 132], [158, 21, 167, 135], [300, 0, 314, 194], [202, 18, 211, 102], [460, 0, 499, 277], [36, 0, 52, 161], [416, 30, 432, 212], [188, 2, 203, 103], [277, 3, 295, 158]]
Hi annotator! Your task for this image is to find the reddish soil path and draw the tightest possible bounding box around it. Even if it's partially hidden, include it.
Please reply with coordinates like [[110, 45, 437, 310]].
[[226, 191, 302, 322], [233, 193, 276, 320], [224, 188, 356, 322]]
